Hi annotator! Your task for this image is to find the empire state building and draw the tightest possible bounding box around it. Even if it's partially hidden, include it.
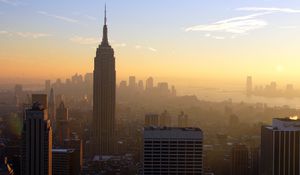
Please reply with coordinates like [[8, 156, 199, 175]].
[[92, 6, 116, 156]]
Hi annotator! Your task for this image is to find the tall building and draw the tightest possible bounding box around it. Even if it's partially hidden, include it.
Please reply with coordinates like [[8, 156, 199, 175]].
[[246, 76, 252, 95], [45, 80, 51, 94], [143, 127, 203, 174], [129, 76, 136, 90], [145, 77, 154, 90], [63, 139, 83, 171], [92, 6, 116, 156], [32, 94, 48, 109], [52, 149, 78, 175], [144, 114, 159, 127], [261, 117, 300, 175], [56, 102, 69, 146], [49, 88, 56, 123], [138, 80, 144, 91], [178, 111, 188, 127], [21, 102, 52, 175], [159, 110, 172, 127], [231, 144, 249, 175]]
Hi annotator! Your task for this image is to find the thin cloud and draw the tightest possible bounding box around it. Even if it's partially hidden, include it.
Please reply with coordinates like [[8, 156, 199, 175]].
[[186, 14, 268, 34], [37, 11, 79, 24], [113, 43, 127, 48], [148, 47, 157, 52], [16, 32, 51, 39], [0, 0, 22, 6], [0, 30, 8, 34], [0, 30, 50, 39], [237, 7, 300, 13], [70, 36, 99, 45]]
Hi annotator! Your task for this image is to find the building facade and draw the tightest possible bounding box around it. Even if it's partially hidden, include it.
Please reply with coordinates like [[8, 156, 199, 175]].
[[261, 117, 300, 175], [21, 101, 52, 175], [143, 127, 203, 174]]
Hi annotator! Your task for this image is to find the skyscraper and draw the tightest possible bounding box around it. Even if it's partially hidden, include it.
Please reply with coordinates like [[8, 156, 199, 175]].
[[21, 102, 52, 175], [231, 144, 249, 175], [144, 113, 159, 127], [143, 127, 203, 174], [246, 76, 252, 95], [49, 88, 56, 123], [145, 77, 154, 90], [52, 149, 78, 175], [56, 102, 69, 146], [261, 117, 300, 175], [92, 5, 116, 156]]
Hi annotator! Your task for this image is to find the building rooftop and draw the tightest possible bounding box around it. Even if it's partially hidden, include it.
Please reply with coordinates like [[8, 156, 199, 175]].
[[144, 127, 202, 139], [52, 149, 75, 153], [269, 117, 300, 131]]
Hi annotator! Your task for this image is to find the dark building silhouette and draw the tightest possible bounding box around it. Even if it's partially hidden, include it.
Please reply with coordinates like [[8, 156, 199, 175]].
[[56, 102, 69, 146], [49, 88, 56, 124], [231, 144, 249, 175], [91, 6, 116, 156], [261, 117, 300, 175], [52, 149, 78, 175], [21, 101, 52, 175], [63, 139, 83, 172], [144, 113, 159, 127]]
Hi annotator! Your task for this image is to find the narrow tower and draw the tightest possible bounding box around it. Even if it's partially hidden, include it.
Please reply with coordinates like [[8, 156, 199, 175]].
[[91, 5, 116, 156]]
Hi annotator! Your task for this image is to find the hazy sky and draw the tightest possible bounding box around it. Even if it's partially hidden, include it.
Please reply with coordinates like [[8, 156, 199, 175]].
[[1, 0, 300, 87]]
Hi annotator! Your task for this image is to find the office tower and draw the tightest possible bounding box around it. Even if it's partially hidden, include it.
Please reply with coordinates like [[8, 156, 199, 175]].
[[143, 127, 203, 174], [231, 144, 249, 175], [144, 113, 159, 127], [32, 94, 48, 109], [52, 149, 78, 175], [21, 102, 52, 175], [138, 80, 144, 91], [14, 84, 23, 96], [171, 85, 177, 96], [84, 73, 93, 84], [63, 139, 83, 171], [92, 6, 116, 156], [56, 102, 69, 146], [45, 80, 51, 93], [129, 76, 136, 89], [55, 94, 64, 107], [261, 117, 300, 175], [157, 82, 169, 95], [119, 80, 127, 89], [246, 76, 252, 95], [49, 88, 56, 123], [249, 147, 259, 175], [145, 77, 154, 90], [178, 111, 188, 127], [159, 110, 172, 127]]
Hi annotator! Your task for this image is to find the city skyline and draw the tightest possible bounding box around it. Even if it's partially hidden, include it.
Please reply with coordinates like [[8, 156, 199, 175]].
[[1, 1, 300, 87]]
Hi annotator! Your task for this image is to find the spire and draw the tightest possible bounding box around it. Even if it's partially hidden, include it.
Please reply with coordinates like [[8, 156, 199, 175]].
[[104, 3, 107, 25], [101, 4, 109, 46]]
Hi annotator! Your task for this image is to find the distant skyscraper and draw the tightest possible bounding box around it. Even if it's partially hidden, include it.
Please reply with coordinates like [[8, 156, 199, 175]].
[[138, 80, 144, 91], [231, 144, 249, 175], [32, 94, 48, 109], [144, 113, 159, 127], [143, 127, 203, 174], [246, 76, 252, 95], [145, 77, 154, 90], [159, 110, 172, 127], [49, 88, 56, 123], [92, 6, 116, 156], [56, 102, 69, 146], [45, 80, 51, 93], [178, 111, 188, 127], [261, 117, 300, 175], [52, 149, 78, 175], [129, 76, 136, 89], [21, 102, 52, 175]]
